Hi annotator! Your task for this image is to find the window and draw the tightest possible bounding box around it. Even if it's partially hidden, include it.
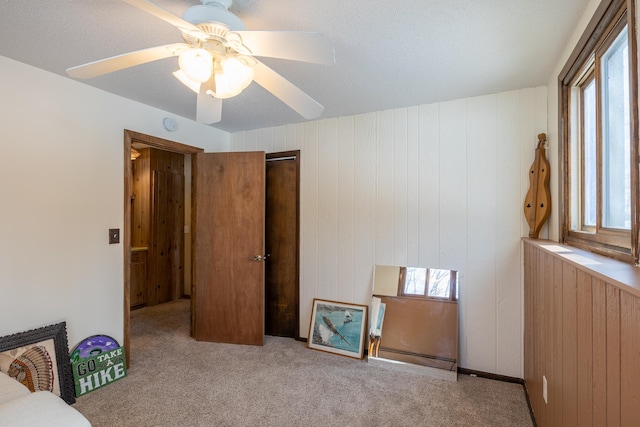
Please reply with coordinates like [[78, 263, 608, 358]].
[[560, 0, 639, 264], [399, 267, 458, 300], [402, 267, 427, 295]]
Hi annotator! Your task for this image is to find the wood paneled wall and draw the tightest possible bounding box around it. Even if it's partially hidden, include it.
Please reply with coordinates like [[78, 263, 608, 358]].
[[131, 148, 185, 306], [523, 239, 640, 426], [131, 149, 151, 248], [231, 87, 547, 377]]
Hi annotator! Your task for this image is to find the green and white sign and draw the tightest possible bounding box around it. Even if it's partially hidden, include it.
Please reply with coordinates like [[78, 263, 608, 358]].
[[72, 346, 127, 396]]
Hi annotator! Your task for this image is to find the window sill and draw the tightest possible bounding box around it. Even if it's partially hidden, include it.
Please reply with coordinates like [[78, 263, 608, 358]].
[[563, 234, 633, 264], [523, 238, 640, 298]]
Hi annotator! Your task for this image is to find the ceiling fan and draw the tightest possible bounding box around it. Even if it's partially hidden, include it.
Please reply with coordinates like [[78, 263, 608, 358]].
[[66, 0, 335, 124]]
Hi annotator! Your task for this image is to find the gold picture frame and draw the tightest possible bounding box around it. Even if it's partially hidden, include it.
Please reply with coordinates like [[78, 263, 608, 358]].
[[307, 299, 368, 359]]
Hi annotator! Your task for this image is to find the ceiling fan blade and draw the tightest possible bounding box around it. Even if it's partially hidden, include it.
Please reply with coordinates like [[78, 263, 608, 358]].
[[229, 31, 335, 65], [66, 43, 190, 79], [252, 60, 324, 119], [121, 0, 209, 41], [197, 77, 222, 124]]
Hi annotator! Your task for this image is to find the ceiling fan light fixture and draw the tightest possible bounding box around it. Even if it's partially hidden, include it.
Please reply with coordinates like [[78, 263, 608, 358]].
[[172, 69, 201, 93], [182, 1, 245, 31], [64, 0, 334, 124], [210, 56, 254, 99], [178, 48, 213, 83]]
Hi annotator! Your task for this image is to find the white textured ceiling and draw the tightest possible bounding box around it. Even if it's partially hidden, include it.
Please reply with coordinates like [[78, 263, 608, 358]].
[[0, 0, 589, 133]]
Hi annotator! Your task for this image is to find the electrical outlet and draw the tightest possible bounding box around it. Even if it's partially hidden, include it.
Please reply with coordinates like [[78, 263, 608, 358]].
[[109, 228, 120, 244], [543, 375, 548, 404]]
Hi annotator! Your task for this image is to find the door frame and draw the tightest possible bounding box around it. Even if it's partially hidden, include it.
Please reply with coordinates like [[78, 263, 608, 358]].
[[265, 150, 301, 339], [123, 130, 203, 365]]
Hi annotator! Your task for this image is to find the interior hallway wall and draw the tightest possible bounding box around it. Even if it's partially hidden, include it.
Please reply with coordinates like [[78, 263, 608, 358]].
[[231, 86, 547, 378], [0, 55, 229, 348]]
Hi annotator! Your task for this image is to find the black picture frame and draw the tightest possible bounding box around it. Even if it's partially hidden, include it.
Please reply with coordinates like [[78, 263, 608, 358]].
[[0, 322, 76, 404]]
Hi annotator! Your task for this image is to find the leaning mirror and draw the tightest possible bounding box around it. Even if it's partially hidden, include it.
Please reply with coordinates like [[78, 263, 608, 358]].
[[370, 265, 459, 381]]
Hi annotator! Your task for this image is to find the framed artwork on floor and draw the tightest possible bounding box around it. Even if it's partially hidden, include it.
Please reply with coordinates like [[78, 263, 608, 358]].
[[307, 299, 368, 359], [0, 322, 76, 404]]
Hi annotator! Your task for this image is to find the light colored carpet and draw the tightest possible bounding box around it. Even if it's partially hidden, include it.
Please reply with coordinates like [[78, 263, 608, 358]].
[[73, 299, 533, 427]]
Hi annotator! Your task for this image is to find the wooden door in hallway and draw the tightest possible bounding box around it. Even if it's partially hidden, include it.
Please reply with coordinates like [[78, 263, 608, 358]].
[[147, 169, 185, 306], [192, 151, 266, 345], [265, 152, 300, 338], [130, 147, 185, 307]]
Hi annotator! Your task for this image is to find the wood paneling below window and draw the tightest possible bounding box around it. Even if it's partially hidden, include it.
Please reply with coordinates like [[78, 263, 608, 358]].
[[524, 238, 640, 426]]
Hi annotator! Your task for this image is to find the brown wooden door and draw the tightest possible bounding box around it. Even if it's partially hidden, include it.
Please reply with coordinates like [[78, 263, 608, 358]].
[[192, 151, 265, 345], [148, 169, 185, 306], [265, 155, 299, 338]]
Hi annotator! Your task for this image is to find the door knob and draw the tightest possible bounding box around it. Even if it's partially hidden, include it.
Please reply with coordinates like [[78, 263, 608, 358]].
[[248, 254, 271, 262]]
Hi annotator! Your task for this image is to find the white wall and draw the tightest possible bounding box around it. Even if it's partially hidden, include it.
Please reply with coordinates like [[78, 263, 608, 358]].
[[231, 87, 546, 377], [0, 56, 229, 348], [0, 0, 599, 378]]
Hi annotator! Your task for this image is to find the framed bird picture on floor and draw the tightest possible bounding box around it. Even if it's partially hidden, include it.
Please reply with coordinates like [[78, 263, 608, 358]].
[[307, 299, 367, 359]]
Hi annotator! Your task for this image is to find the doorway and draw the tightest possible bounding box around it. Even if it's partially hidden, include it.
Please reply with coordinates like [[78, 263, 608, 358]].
[[265, 152, 300, 339], [123, 131, 301, 362], [123, 130, 203, 363]]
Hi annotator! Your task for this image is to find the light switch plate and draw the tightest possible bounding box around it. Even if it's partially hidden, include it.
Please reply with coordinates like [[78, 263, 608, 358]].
[[109, 228, 120, 244]]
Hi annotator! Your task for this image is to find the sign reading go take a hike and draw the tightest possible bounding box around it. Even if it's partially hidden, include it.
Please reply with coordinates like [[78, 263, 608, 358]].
[[72, 347, 127, 396]]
